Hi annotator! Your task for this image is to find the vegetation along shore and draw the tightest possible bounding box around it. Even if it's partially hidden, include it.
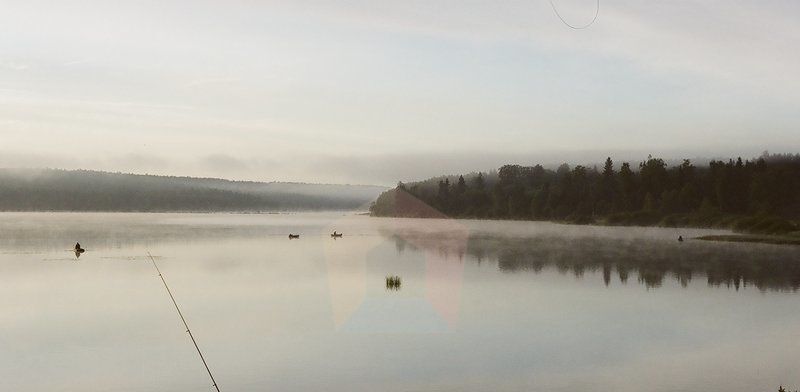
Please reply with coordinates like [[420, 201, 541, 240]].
[[370, 153, 800, 238]]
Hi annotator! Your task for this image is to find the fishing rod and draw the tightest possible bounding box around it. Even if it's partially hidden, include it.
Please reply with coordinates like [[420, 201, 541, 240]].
[[147, 252, 221, 392]]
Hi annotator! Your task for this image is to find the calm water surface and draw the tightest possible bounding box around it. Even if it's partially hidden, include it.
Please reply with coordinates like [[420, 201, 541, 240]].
[[1, 212, 799, 391]]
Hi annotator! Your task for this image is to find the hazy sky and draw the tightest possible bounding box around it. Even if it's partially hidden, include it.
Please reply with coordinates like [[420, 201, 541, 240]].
[[1, 0, 798, 185]]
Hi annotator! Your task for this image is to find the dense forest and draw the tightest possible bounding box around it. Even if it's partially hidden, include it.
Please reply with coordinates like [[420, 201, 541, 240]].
[[0, 169, 385, 212], [370, 153, 800, 235]]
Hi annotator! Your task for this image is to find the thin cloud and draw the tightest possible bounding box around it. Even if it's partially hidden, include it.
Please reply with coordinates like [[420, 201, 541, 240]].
[[62, 59, 94, 66], [0, 60, 30, 71], [185, 77, 241, 88]]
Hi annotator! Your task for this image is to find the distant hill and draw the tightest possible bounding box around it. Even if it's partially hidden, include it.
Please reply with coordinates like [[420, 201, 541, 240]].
[[0, 168, 387, 212]]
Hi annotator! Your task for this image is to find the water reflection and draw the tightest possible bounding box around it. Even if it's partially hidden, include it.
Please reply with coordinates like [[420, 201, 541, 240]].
[[384, 231, 800, 292], [2, 213, 800, 392], [0, 212, 335, 252]]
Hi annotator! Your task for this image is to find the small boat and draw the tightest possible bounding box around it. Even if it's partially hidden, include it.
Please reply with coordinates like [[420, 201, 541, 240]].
[[288, 234, 300, 239], [74, 242, 85, 258]]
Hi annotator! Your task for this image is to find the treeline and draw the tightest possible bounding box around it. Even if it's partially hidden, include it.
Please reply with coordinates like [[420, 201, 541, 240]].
[[370, 153, 800, 234], [0, 169, 385, 212]]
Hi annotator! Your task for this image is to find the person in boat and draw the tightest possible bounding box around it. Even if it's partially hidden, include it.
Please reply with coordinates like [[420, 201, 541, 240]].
[[74, 242, 85, 258]]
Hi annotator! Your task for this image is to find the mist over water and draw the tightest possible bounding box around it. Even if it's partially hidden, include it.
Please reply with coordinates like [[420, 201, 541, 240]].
[[1, 212, 798, 391], [3, 0, 800, 390]]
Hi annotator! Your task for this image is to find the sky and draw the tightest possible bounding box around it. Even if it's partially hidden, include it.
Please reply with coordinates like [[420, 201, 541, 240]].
[[1, 0, 799, 185]]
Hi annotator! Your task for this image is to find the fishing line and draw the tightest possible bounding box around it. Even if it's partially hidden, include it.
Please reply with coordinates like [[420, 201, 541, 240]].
[[550, 0, 600, 29], [147, 252, 221, 392]]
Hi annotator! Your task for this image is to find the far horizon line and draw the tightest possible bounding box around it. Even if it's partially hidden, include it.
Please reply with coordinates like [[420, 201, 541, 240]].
[[2, 150, 796, 188], [0, 167, 390, 189]]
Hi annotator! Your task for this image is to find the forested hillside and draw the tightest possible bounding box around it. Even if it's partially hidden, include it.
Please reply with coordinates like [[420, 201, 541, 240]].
[[370, 153, 800, 234], [0, 169, 385, 212]]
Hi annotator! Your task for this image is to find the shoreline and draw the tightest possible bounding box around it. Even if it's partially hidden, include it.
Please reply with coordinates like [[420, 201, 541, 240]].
[[695, 234, 800, 246], [369, 213, 800, 245], [368, 212, 738, 231]]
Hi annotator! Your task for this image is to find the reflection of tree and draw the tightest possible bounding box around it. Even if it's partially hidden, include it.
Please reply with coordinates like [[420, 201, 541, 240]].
[[394, 238, 407, 254], [618, 266, 629, 284], [385, 231, 800, 292]]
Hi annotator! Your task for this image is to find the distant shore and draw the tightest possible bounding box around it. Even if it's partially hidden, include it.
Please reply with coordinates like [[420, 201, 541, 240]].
[[369, 210, 800, 246], [696, 234, 800, 246], [369, 154, 800, 243]]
